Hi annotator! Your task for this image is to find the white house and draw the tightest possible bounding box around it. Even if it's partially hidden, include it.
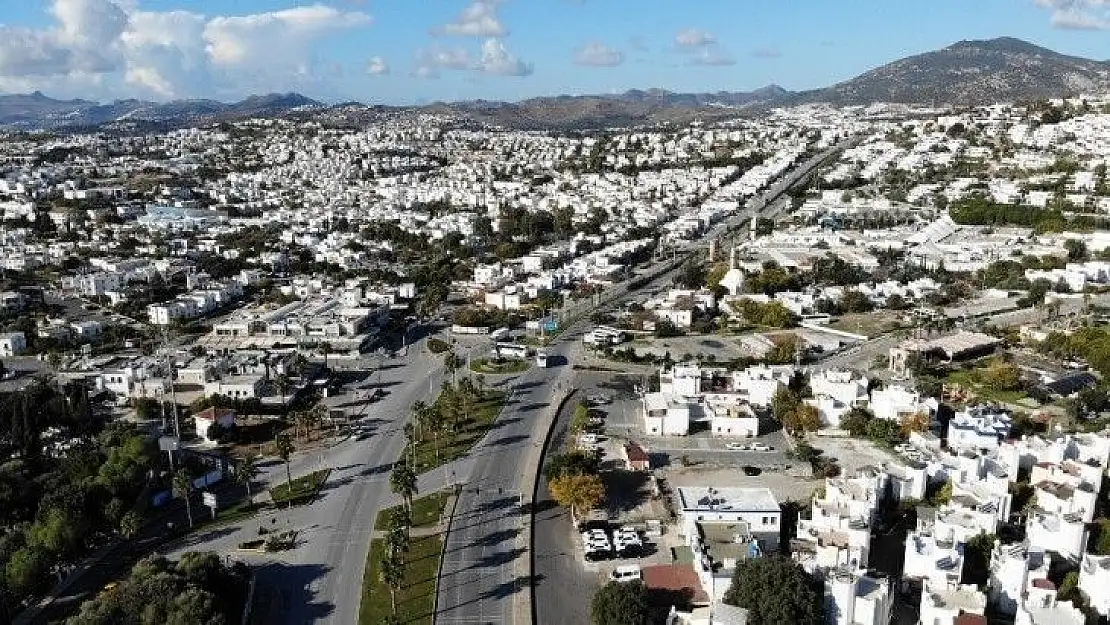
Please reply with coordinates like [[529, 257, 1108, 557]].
[[1026, 510, 1088, 560], [676, 486, 781, 549], [947, 405, 1012, 453], [918, 583, 986, 625], [643, 392, 690, 436], [824, 569, 893, 625], [869, 385, 936, 422], [194, 407, 235, 443], [988, 544, 1049, 615]]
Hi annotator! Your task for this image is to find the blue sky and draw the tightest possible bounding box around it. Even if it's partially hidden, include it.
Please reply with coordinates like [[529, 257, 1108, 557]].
[[0, 0, 1108, 103]]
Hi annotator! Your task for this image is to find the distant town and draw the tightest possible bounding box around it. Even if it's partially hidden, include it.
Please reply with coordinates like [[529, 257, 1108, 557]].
[[3, 94, 1110, 625]]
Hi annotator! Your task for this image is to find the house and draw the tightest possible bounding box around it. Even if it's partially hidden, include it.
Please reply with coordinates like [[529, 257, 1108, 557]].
[[194, 407, 235, 443], [643, 392, 690, 436], [869, 385, 937, 422], [622, 441, 651, 471], [947, 405, 1012, 453], [824, 569, 894, 625], [676, 487, 781, 550], [918, 583, 987, 625], [0, 331, 27, 357]]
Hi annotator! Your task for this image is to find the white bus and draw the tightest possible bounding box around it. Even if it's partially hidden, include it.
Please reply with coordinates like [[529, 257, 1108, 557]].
[[494, 342, 531, 359]]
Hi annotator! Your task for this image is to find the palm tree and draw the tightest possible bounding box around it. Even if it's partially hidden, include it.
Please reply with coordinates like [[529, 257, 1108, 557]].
[[412, 400, 428, 438], [309, 402, 329, 439], [385, 509, 411, 562], [474, 374, 486, 398], [234, 453, 259, 505], [172, 469, 195, 528], [444, 351, 461, 383], [319, 341, 333, 370], [379, 549, 404, 615], [390, 460, 418, 513], [403, 423, 417, 467], [274, 373, 292, 405], [274, 433, 295, 492], [425, 406, 445, 462], [293, 352, 309, 376]]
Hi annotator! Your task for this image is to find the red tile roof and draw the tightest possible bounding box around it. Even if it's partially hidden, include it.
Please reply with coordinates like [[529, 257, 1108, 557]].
[[642, 564, 709, 604], [625, 441, 649, 462], [1032, 578, 1056, 590], [195, 407, 235, 421], [955, 614, 987, 625]]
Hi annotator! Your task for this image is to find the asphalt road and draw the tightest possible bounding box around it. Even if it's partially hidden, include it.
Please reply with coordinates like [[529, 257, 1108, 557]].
[[436, 342, 573, 624], [532, 390, 597, 625], [162, 330, 461, 625]]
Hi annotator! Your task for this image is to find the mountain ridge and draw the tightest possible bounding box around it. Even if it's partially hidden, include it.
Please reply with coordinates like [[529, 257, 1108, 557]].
[[2, 37, 1107, 131]]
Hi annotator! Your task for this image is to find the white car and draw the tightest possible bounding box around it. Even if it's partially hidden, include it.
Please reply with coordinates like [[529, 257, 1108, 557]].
[[750, 442, 772, 452], [725, 442, 749, 451], [610, 565, 642, 582]]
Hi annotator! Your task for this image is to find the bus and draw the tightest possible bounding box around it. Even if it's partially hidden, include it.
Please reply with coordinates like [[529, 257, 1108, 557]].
[[494, 342, 531, 359]]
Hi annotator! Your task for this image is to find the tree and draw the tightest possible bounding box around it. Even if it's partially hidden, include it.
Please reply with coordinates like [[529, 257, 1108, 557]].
[[840, 407, 873, 436], [390, 460, 418, 512], [782, 403, 822, 436], [865, 418, 904, 447], [770, 387, 800, 424], [234, 454, 259, 504], [1065, 239, 1089, 262], [840, 289, 874, 314], [722, 557, 824, 625], [274, 433, 295, 492], [274, 373, 292, 405], [444, 351, 462, 383], [172, 469, 195, 529], [385, 508, 411, 564], [549, 473, 605, 519], [119, 511, 143, 540], [379, 549, 404, 615], [544, 450, 601, 482], [590, 580, 648, 625], [980, 358, 1022, 391], [900, 411, 931, 436], [1091, 519, 1110, 555]]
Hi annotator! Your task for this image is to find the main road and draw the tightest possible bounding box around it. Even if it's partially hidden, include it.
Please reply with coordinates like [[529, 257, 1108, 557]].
[[163, 329, 481, 625]]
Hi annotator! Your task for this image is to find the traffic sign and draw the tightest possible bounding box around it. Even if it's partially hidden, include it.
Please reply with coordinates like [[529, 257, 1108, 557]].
[[202, 492, 217, 508]]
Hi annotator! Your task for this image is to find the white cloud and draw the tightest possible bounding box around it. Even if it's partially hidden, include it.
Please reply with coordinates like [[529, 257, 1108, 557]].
[[675, 28, 716, 48], [474, 38, 532, 76], [367, 56, 390, 76], [437, 0, 507, 37], [0, 1, 372, 100], [573, 42, 624, 67], [1034, 0, 1110, 29]]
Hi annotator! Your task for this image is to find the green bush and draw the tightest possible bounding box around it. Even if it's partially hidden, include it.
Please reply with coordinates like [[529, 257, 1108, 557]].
[[427, 338, 450, 354]]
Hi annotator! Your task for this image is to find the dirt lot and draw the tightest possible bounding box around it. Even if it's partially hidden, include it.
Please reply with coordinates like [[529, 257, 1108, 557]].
[[664, 464, 821, 505], [800, 434, 900, 476]]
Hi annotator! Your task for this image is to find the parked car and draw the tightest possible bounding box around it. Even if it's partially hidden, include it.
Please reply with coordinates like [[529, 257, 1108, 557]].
[[725, 442, 749, 451], [610, 565, 642, 582], [750, 442, 772, 452]]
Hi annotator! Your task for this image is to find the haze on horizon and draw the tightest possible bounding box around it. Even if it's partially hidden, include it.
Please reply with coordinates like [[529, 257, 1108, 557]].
[[0, 0, 1109, 105]]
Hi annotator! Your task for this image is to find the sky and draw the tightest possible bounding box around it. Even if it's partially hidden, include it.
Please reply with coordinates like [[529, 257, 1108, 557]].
[[1, 0, 1110, 105]]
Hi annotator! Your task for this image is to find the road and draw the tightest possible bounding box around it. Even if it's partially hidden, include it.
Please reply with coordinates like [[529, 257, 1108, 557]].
[[161, 330, 464, 625], [436, 339, 576, 624]]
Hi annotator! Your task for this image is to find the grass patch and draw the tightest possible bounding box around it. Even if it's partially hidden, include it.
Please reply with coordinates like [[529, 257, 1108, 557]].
[[374, 491, 450, 531], [470, 357, 530, 375], [414, 391, 506, 473], [269, 468, 331, 506], [358, 533, 443, 625], [945, 370, 1030, 405]]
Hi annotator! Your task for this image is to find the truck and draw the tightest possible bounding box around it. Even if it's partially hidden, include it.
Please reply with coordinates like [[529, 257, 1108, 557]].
[[535, 350, 548, 368]]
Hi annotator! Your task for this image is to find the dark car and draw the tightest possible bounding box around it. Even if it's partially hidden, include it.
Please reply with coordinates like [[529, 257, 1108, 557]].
[[578, 519, 609, 533], [584, 548, 612, 562], [742, 465, 762, 476]]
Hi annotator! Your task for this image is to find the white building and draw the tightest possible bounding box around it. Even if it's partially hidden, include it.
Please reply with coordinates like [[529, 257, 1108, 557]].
[[823, 569, 893, 625], [918, 583, 986, 625], [988, 544, 1049, 615], [676, 486, 781, 549], [869, 385, 937, 422], [947, 405, 1012, 453]]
